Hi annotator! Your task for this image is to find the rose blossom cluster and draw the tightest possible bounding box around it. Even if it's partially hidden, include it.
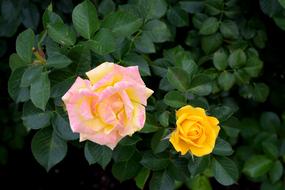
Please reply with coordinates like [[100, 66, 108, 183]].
[[63, 62, 220, 156]]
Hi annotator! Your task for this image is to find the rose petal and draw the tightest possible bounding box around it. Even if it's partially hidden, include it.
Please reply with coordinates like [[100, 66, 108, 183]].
[[67, 102, 105, 134], [86, 62, 114, 85], [62, 77, 91, 103], [189, 143, 213, 157], [176, 105, 206, 118], [169, 131, 189, 155], [119, 90, 134, 119], [118, 102, 145, 136], [97, 100, 117, 125], [79, 98, 94, 120], [114, 65, 144, 85], [80, 130, 122, 150]]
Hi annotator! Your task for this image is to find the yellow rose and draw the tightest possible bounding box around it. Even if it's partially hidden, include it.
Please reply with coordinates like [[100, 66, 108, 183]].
[[169, 105, 220, 157]]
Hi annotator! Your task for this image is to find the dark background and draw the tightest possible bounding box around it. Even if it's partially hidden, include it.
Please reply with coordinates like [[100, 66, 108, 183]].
[[1, 0, 285, 189]]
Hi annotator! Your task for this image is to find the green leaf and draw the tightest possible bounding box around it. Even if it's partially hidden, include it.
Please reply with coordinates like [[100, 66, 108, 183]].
[[31, 127, 67, 171], [159, 77, 175, 91], [22, 102, 51, 129], [213, 138, 234, 156], [229, 49, 247, 69], [205, 0, 223, 16], [30, 72, 50, 110], [167, 158, 189, 181], [126, 0, 167, 21], [84, 141, 112, 169], [167, 6, 189, 27], [213, 49, 228, 71], [234, 69, 250, 85], [239, 118, 259, 139], [220, 20, 239, 39], [164, 91, 186, 108], [151, 129, 169, 154], [262, 142, 278, 159], [72, 0, 99, 39], [158, 111, 170, 127], [21, 3, 40, 30], [45, 36, 60, 57], [47, 23, 76, 46], [46, 53, 72, 69], [179, 1, 204, 13], [52, 112, 78, 140], [102, 11, 143, 37], [0, 11, 21, 37], [163, 46, 192, 66], [119, 135, 142, 146], [51, 77, 76, 98], [140, 151, 169, 171], [188, 74, 213, 96], [190, 175, 212, 190], [260, 0, 282, 17], [167, 67, 190, 92], [20, 65, 43, 87], [218, 71, 235, 91], [273, 16, 285, 30], [181, 59, 198, 78], [113, 145, 136, 162], [144, 20, 171, 43], [140, 114, 160, 133], [149, 171, 174, 190], [123, 53, 151, 76], [186, 30, 200, 47], [279, 0, 285, 8], [260, 112, 280, 130], [253, 30, 267, 49], [9, 53, 28, 71], [112, 152, 141, 182], [1, 0, 17, 21], [201, 33, 223, 54], [192, 13, 208, 29], [86, 28, 116, 55], [211, 105, 234, 122], [133, 0, 168, 20], [69, 45, 91, 74], [135, 168, 150, 190], [8, 67, 29, 102], [134, 33, 155, 53], [16, 28, 34, 63], [244, 56, 263, 77], [261, 181, 284, 190], [269, 160, 283, 183], [188, 156, 210, 176], [213, 156, 239, 186], [243, 155, 273, 178], [238, 84, 251, 99], [252, 83, 269, 102], [222, 118, 240, 139], [199, 17, 220, 35], [145, 0, 168, 20], [189, 84, 212, 96], [42, 9, 63, 29], [98, 0, 115, 16]]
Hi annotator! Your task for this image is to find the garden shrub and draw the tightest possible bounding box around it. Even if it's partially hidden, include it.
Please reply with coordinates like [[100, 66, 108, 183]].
[[5, 0, 285, 189]]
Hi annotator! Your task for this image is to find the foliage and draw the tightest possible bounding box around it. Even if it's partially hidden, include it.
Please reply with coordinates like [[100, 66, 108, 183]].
[[4, 0, 285, 189]]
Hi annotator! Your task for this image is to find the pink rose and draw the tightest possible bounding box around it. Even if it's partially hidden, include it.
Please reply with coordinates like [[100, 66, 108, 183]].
[[62, 62, 153, 149]]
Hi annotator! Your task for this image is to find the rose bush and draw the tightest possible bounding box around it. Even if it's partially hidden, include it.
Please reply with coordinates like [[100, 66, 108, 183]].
[[4, 0, 285, 189]]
